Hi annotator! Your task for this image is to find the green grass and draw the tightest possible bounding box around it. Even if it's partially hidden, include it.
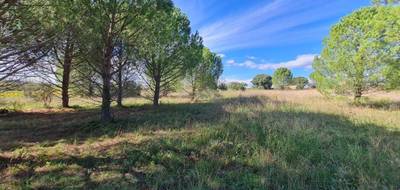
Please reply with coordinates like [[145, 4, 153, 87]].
[[0, 90, 399, 189]]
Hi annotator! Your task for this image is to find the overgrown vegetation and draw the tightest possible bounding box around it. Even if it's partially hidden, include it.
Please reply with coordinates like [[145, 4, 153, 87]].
[[0, 90, 399, 189]]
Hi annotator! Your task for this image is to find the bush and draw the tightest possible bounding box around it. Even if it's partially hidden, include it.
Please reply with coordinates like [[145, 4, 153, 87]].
[[0, 108, 9, 114], [218, 83, 228, 91], [292, 77, 309, 89], [123, 81, 142, 97], [252, 74, 272, 89], [24, 83, 55, 107], [228, 82, 247, 91], [23, 83, 41, 98]]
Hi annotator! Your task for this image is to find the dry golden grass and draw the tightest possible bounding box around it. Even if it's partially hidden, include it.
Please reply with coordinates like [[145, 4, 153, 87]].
[[222, 89, 400, 129]]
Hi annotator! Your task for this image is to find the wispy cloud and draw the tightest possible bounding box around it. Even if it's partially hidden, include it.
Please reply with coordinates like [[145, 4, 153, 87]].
[[195, 0, 363, 52], [173, 0, 369, 78], [227, 54, 317, 70]]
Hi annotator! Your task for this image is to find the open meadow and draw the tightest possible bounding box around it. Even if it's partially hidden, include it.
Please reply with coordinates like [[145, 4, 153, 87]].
[[1, 89, 399, 189], [2, 1, 400, 189]]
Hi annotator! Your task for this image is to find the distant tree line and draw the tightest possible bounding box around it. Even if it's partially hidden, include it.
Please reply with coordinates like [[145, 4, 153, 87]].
[[219, 67, 311, 91], [0, 0, 223, 121]]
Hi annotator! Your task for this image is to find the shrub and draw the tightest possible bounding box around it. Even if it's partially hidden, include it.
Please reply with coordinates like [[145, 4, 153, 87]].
[[292, 77, 309, 89], [24, 84, 55, 107], [228, 82, 247, 91], [218, 83, 228, 91], [252, 74, 272, 89], [124, 81, 142, 97]]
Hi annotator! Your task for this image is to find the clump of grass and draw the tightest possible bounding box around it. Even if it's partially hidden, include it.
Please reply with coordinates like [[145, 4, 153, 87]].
[[351, 97, 400, 110], [4, 164, 31, 178]]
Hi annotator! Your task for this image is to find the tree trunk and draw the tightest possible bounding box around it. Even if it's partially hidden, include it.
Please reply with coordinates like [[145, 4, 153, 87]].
[[189, 72, 197, 101], [354, 82, 363, 101], [61, 39, 74, 108], [354, 83, 363, 101], [153, 77, 160, 107], [61, 63, 71, 108], [191, 81, 196, 101], [101, 61, 112, 122], [88, 81, 94, 97], [100, 14, 115, 122], [101, 41, 113, 121], [117, 66, 123, 107], [354, 65, 364, 101]]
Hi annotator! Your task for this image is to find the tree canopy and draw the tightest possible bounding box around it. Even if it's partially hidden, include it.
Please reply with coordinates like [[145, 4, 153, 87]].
[[137, 7, 192, 106], [185, 44, 223, 100], [0, 0, 223, 121], [272, 68, 293, 89], [252, 74, 272, 89], [0, 1, 53, 90], [311, 6, 400, 99], [292, 77, 309, 90]]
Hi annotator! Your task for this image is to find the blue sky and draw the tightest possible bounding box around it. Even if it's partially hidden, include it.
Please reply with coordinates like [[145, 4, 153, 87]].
[[173, 0, 370, 84]]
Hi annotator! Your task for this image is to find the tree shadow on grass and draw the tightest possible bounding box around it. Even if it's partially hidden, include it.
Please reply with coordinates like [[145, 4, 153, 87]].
[[351, 99, 400, 111], [0, 96, 251, 151], [0, 96, 399, 189]]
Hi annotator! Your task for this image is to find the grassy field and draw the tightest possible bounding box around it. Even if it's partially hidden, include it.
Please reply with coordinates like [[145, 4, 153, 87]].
[[0, 90, 399, 189]]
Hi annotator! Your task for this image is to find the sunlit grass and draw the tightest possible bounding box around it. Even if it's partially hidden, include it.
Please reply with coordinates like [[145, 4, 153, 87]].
[[0, 90, 399, 189]]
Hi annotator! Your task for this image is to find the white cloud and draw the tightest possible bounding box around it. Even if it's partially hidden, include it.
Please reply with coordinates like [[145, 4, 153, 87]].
[[227, 54, 317, 70], [217, 53, 226, 58], [227, 59, 236, 65], [222, 78, 252, 86]]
